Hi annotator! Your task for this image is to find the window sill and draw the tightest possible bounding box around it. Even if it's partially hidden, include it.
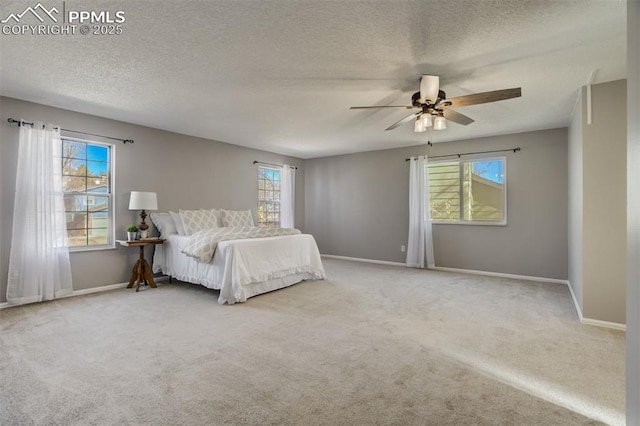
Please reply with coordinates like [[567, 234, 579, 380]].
[[431, 220, 507, 227], [69, 244, 116, 253]]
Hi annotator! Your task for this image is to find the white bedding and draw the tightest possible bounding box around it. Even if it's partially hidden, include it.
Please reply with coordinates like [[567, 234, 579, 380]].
[[152, 233, 325, 304], [181, 226, 302, 263]]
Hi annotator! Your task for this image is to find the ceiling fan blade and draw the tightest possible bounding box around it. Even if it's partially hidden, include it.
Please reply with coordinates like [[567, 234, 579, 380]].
[[350, 105, 414, 109], [443, 109, 474, 126], [385, 112, 419, 131], [420, 75, 439, 104], [445, 87, 521, 108]]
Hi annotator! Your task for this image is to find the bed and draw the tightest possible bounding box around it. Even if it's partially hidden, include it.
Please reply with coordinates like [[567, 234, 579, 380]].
[[152, 233, 326, 304]]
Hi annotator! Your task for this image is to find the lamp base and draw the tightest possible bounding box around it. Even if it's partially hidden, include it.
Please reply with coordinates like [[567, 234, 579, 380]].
[[139, 209, 150, 239]]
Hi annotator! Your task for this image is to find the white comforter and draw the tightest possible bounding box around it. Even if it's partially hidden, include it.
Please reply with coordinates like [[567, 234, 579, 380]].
[[153, 234, 325, 304], [181, 226, 302, 263]]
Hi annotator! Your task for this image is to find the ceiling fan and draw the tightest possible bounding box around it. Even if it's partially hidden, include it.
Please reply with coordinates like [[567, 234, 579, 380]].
[[350, 75, 521, 132]]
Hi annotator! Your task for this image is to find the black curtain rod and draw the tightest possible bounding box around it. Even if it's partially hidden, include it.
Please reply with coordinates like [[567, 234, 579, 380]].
[[405, 147, 520, 161], [7, 118, 134, 144], [253, 160, 298, 170]]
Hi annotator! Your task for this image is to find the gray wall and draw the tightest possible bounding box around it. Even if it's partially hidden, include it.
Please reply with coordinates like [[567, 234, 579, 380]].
[[305, 128, 568, 280], [582, 80, 627, 325], [568, 91, 584, 312], [627, 0, 640, 422], [567, 80, 627, 325], [0, 96, 305, 303]]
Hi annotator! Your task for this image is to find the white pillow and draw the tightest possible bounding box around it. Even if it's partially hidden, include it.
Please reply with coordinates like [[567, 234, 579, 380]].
[[149, 212, 177, 237], [221, 209, 254, 227], [170, 211, 187, 236], [179, 209, 221, 235]]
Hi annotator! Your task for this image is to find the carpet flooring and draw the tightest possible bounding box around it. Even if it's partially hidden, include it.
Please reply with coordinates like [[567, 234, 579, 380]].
[[0, 258, 625, 425]]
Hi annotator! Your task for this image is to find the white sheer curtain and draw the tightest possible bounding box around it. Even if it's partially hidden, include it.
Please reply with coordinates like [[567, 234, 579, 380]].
[[406, 155, 435, 269], [7, 122, 73, 305], [280, 164, 295, 228]]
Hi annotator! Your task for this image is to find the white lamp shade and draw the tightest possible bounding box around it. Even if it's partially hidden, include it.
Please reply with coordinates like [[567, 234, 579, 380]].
[[419, 113, 433, 128], [433, 115, 447, 130], [414, 118, 427, 133], [129, 191, 158, 210]]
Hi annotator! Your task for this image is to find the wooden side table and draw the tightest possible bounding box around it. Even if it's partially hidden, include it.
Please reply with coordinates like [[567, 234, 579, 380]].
[[117, 239, 165, 292]]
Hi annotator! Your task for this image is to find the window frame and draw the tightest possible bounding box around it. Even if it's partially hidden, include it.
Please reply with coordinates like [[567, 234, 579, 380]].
[[428, 155, 507, 226], [257, 165, 281, 228], [61, 136, 116, 252]]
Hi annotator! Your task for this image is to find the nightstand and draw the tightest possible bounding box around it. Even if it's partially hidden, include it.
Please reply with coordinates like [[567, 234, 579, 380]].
[[117, 239, 165, 292]]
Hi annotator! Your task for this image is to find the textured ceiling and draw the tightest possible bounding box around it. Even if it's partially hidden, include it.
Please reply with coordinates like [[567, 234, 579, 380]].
[[0, 0, 627, 158]]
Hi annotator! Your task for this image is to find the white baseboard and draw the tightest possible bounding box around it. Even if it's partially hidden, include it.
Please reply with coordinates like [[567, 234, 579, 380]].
[[66, 276, 170, 298], [436, 270, 626, 330], [0, 276, 171, 310], [566, 280, 626, 331], [566, 279, 584, 322], [432, 266, 569, 285], [320, 256, 627, 331], [321, 255, 567, 285], [321, 254, 406, 267], [63, 282, 130, 297], [581, 317, 626, 331]]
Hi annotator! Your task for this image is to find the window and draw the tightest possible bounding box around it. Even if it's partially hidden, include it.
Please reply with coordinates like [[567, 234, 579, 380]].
[[257, 166, 281, 227], [428, 157, 506, 224], [62, 138, 114, 249]]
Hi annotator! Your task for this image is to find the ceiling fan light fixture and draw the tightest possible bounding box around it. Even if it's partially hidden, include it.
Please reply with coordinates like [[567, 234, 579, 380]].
[[420, 75, 440, 103], [414, 117, 427, 133], [350, 74, 521, 132], [419, 113, 432, 128], [433, 115, 446, 130]]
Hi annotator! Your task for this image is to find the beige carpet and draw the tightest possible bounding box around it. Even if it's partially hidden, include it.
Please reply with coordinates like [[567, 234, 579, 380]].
[[0, 258, 624, 425]]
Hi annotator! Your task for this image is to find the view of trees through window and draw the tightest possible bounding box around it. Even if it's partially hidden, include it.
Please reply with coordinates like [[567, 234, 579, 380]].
[[62, 139, 112, 247], [257, 166, 281, 227], [428, 158, 505, 223]]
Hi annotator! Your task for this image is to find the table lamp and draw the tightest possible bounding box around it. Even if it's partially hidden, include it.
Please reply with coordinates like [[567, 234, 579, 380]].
[[129, 191, 158, 238]]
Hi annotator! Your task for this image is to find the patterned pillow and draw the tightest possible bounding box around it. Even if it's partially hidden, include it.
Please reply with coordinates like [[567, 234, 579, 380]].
[[179, 209, 221, 235], [149, 212, 177, 237], [170, 211, 186, 236], [210, 208, 224, 227], [221, 209, 254, 227]]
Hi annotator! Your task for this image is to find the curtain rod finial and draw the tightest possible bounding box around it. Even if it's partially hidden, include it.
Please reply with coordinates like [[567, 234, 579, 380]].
[[123, 139, 134, 144]]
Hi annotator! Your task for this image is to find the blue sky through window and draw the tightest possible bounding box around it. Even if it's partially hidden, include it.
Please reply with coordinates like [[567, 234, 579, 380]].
[[472, 160, 504, 184], [63, 140, 109, 178], [87, 145, 108, 162], [87, 145, 108, 177]]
